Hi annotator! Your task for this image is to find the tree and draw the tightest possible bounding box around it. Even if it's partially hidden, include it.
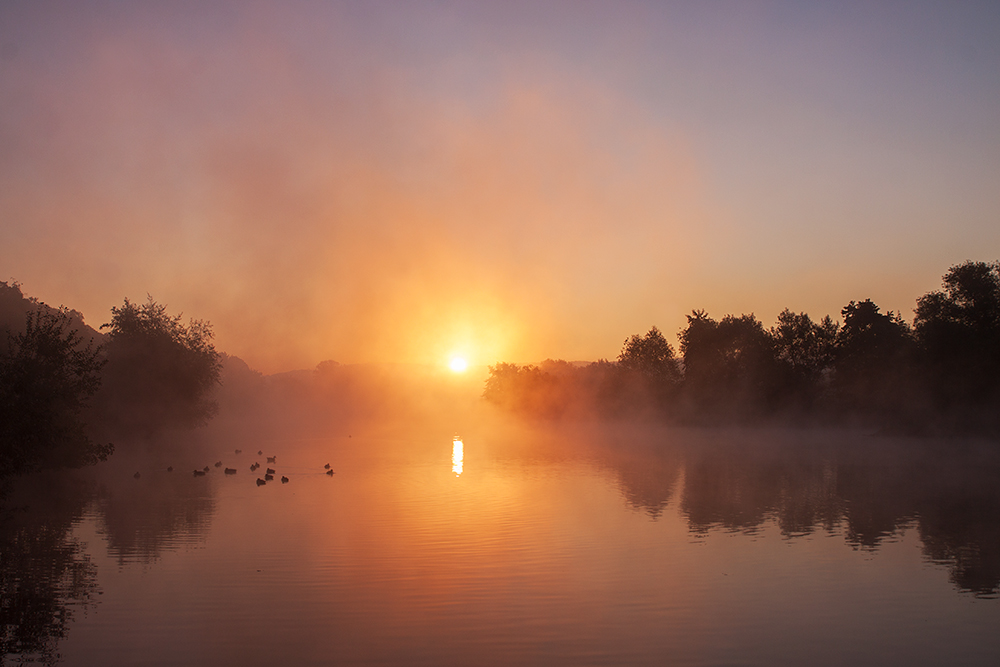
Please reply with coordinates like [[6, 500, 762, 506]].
[[613, 327, 681, 415], [0, 307, 112, 478], [482, 362, 565, 417], [771, 310, 838, 411], [618, 327, 680, 384], [771, 310, 838, 378], [833, 299, 915, 422], [97, 297, 222, 432], [914, 261, 1000, 423], [678, 311, 782, 420]]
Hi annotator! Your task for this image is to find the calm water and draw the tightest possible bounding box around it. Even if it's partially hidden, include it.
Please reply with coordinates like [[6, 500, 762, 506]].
[[3, 420, 1000, 666]]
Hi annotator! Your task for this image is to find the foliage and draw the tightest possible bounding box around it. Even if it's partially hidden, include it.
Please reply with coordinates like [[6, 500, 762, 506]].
[[679, 311, 783, 420], [831, 299, 917, 421], [482, 363, 562, 416], [835, 299, 912, 367], [98, 297, 222, 431], [913, 261, 1000, 427], [771, 309, 838, 380], [0, 307, 112, 478], [618, 327, 680, 384], [482, 261, 1000, 435]]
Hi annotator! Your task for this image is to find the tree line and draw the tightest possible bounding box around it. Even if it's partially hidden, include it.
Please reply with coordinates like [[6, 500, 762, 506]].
[[484, 260, 1000, 436], [0, 282, 221, 480]]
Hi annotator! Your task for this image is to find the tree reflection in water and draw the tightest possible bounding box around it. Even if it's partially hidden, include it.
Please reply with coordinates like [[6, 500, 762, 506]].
[[601, 429, 1000, 598], [1, 453, 217, 663], [0, 473, 98, 666], [92, 467, 216, 565]]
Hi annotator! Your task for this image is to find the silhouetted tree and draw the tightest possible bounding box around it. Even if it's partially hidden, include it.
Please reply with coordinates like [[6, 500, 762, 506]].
[[618, 327, 680, 383], [679, 311, 782, 420], [0, 307, 111, 478], [914, 261, 1000, 427], [772, 310, 838, 378], [97, 297, 222, 433], [483, 363, 563, 416], [771, 309, 838, 412], [832, 299, 915, 423], [615, 327, 680, 414]]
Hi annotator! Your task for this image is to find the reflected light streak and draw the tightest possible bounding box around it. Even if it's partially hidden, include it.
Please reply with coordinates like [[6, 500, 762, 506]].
[[452, 437, 464, 477]]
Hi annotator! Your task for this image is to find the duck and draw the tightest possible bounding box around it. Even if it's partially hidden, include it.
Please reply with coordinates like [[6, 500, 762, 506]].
[[256, 477, 266, 486], [167, 466, 173, 472], [203, 466, 210, 473], [134, 471, 141, 479], [224, 468, 237, 475], [324, 463, 331, 469], [194, 469, 206, 477], [280, 476, 289, 484], [266, 456, 277, 464], [326, 469, 335, 476], [265, 467, 276, 475], [264, 473, 274, 481], [258, 450, 263, 456], [235, 449, 242, 455], [214, 461, 223, 468]]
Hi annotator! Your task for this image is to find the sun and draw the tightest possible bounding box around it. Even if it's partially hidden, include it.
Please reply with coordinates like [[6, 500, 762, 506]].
[[448, 356, 468, 373]]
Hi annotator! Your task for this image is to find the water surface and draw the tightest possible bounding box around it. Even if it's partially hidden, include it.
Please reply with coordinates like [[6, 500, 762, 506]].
[[3, 422, 1000, 665]]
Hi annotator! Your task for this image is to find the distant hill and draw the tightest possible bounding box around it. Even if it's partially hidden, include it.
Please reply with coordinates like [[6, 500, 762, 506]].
[[0, 281, 105, 351]]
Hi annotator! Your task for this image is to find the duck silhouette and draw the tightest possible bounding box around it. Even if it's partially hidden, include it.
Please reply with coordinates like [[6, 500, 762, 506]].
[[224, 468, 237, 475], [203, 466, 210, 473], [266, 456, 276, 464], [264, 473, 274, 481], [281, 476, 289, 483], [133, 471, 141, 479], [256, 477, 266, 486], [326, 469, 335, 476], [235, 449, 242, 455], [258, 450, 263, 456], [324, 463, 331, 469], [265, 468, 276, 475], [167, 466, 173, 472], [194, 469, 206, 477], [214, 461, 222, 468]]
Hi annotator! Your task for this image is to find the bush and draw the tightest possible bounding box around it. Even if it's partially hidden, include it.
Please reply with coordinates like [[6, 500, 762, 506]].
[[0, 307, 112, 477]]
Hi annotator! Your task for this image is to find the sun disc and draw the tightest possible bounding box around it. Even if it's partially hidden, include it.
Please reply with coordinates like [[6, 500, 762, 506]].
[[449, 356, 468, 373]]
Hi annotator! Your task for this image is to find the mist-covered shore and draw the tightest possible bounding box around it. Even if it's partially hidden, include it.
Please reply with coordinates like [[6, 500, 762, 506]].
[[482, 261, 1000, 438], [3, 258, 999, 492]]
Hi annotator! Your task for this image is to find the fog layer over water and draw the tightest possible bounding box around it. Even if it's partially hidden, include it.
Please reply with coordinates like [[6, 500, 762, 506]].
[[3, 371, 1000, 665]]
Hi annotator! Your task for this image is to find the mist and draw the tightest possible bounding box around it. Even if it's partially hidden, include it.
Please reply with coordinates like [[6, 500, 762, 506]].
[[4, 4, 1000, 663], [4, 2, 999, 374]]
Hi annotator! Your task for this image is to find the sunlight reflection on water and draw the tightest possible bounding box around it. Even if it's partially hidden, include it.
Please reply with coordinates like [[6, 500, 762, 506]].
[[452, 437, 464, 477]]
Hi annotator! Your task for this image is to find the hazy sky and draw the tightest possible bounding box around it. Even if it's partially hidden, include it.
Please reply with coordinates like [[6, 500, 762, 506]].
[[2, 1, 998, 372]]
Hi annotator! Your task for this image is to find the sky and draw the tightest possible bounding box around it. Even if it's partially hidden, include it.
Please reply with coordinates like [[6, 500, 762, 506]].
[[2, 0, 999, 373]]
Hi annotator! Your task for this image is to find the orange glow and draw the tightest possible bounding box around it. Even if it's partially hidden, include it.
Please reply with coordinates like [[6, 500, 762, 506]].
[[452, 437, 464, 477], [449, 356, 468, 373]]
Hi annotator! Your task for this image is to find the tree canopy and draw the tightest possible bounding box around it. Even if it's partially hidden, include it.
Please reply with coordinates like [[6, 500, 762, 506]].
[[618, 327, 680, 384], [483, 260, 1000, 436], [914, 261, 1000, 419], [97, 297, 222, 432], [0, 306, 112, 478]]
